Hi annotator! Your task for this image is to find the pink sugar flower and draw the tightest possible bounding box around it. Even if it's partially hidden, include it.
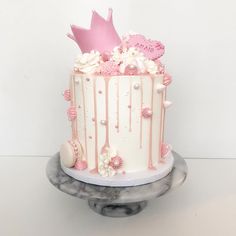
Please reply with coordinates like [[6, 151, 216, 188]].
[[109, 156, 123, 170]]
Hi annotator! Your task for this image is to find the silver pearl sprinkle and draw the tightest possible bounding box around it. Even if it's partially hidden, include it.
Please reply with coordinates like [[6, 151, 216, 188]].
[[100, 120, 107, 125], [133, 83, 140, 90]]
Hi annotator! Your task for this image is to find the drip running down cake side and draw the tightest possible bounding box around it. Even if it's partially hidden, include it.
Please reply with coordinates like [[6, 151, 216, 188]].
[[60, 9, 174, 185]]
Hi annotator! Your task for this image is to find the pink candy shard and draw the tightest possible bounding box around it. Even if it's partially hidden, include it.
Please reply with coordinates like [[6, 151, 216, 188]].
[[67, 106, 77, 121], [163, 73, 172, 86], [63, 89, 71, 101], [127, 34, 165, 60], [142, 107, 153, 118], [109, 156, 123, 170], [161, 143, 172, 158], [74, 160, 87, 170], [68, 9, 121, 53]]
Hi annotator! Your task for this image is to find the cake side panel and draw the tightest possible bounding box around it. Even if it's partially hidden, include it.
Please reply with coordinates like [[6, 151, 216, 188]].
[[151, 75, 164, 168], [72, 74, 165, 174]]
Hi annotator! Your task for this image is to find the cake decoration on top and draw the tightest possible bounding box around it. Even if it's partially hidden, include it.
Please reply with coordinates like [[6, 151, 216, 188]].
[[68, 8, 121, 53], [68, 9, 169, 77]]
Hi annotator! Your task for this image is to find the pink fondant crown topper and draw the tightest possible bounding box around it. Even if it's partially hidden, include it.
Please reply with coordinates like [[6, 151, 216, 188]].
[[68, 9, 121, 53]]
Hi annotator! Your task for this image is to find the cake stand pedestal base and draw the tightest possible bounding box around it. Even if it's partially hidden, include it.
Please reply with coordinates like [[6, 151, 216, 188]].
[[46, 151, 187, 217], [88, 200, 147, 217]]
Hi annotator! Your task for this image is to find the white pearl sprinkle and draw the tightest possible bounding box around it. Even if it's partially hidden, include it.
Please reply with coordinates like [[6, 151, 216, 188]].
[[100, 120, 107, 125], [133, 83, 140, 90]]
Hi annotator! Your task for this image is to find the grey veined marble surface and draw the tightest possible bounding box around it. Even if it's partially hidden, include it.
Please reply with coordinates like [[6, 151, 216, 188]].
[[46, 152, 187, 206]]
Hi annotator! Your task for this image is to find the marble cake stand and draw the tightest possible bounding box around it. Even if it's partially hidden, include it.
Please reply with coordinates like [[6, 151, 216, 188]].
[[46, 151, 187, 217]]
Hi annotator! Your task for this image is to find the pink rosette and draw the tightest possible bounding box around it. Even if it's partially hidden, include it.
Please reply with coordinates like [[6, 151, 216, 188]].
[[142, 107, 153, 118], [67, 106, 77, 121], [109, 156, 123, 170], [63, 89, 71, 101], [163, 73, 172, 86], [74, 160, 87, 170], [100, 60, 120, 76]]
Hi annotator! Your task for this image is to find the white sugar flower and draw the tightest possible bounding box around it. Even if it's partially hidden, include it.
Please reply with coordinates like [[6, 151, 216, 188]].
[[144, 59, 158, 74], [74, 50, 100, 74]]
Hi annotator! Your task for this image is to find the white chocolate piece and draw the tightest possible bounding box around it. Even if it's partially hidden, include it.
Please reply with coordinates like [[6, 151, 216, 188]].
[[156, 84, 166, 93], [163, 101, 172, 108]]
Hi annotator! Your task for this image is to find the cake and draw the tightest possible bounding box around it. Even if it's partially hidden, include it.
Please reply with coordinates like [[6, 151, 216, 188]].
[[60, 9, 174, 186]]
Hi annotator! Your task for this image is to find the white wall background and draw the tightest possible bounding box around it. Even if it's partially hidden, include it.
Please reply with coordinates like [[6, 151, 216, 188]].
[[1, 0, 236, 158]]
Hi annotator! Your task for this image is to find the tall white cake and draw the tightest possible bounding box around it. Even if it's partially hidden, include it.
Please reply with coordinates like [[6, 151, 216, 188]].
[[60, 9, 174, 186]]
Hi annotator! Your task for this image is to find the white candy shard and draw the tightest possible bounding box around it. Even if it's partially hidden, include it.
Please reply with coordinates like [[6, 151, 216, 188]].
[[163, 101, 172, 108], [156, 84, 166, 93]]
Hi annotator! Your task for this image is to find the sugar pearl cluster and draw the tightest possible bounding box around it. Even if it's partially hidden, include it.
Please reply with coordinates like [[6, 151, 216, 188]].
[[98, 148, 123, 177]]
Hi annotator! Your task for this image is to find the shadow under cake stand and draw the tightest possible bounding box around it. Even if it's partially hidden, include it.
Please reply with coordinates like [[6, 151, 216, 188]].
[[46, 151, 187, 217]]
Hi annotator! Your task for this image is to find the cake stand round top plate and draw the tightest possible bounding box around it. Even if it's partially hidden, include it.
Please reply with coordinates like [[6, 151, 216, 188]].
[[61, 152, 174, 187], [46, 151, 187, 204]]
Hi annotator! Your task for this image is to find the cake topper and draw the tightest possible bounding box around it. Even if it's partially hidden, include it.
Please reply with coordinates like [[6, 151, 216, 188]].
[[68, 8, 121, 53]]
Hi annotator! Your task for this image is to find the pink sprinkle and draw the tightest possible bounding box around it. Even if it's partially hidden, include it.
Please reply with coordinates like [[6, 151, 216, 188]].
[[74, 160, 87, 170], [142, 107, 152, 118], [67, 106, 77, 121], [63, 89, 71, 101]]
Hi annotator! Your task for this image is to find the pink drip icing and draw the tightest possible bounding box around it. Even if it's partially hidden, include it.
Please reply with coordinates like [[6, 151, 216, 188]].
[[129, 78, 132, 132], [101, 77, 111, 154], [81, 78, 88, 160], [116, 79, 120, 133], [139, 77, 143, 148], [159, 88, 167, 162], [158, 87, 164, 163], [93, 79, 99, 172], [70, 75, 78, 140], [148, 77, 155, 169]]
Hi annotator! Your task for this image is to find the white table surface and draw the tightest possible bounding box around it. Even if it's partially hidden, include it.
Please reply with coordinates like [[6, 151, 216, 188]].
[[0, 157, 236, 236]]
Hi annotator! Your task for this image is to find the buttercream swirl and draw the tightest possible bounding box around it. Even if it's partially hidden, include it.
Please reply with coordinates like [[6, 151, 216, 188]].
[[74, 50, 100, 74]]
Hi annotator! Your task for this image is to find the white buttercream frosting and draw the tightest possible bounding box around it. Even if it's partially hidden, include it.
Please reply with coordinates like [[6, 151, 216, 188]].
[[74, 50, 100, 74]]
